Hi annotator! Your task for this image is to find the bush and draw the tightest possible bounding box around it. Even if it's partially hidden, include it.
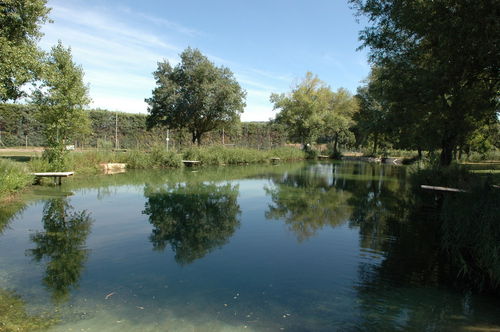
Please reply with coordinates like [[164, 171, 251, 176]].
[[0, 159, 33, 200], [148, 147, 183, 168]]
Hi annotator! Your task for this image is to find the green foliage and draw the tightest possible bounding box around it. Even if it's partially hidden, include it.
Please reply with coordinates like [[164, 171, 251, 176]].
[[0, 159, 33, 200], [143, 182, 240, 264], [272, 73, 358, 152], [350, 0, 499, 166], [147, 147, 183, 168], [0, 103, 46, 146], [265, 169, 352, 241], [0, 0, 50, 101], [28, 198, 93, 302], [271, 72, 330, 145], [322, 88, 358, 153], [181, 146, 305, 165], [32, 42, 90, 170], [0, 289, 58, 331], [146, 47, 246, 145], [409, 166, 500, 293]]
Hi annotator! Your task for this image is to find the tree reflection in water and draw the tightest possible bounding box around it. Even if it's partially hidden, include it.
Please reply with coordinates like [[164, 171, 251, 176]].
[[0, 201, 26, 235], [143, 182, 240, 265], [265, 166, 353, 241], [28, 198, 92, 302]]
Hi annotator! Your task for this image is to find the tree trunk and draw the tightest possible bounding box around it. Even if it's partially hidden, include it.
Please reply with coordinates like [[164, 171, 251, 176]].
[[197, 133, 203, 146], [417, 147, 422, 160], [440, 137, 455, 167], [372, 133, 378, 155], [333, 133, 339, 154]]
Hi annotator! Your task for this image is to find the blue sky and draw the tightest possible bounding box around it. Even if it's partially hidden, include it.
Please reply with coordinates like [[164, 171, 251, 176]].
[[40, 0, 370, 121]]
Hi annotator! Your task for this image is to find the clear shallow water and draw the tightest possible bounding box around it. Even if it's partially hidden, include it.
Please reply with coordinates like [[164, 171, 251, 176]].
[[0, 162, 499, 331]]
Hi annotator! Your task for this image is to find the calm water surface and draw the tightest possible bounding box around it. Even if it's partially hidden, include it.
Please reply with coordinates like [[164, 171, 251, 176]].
[[0, 162, 498, 331]]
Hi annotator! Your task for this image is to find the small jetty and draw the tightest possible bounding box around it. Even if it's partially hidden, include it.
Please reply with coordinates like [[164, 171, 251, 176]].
[[32, 171, 74, 185], [270, 157, 281, 163], [317, 155, 330, 160], [182, 160, 200, 167], [420, 185, 467, 193]]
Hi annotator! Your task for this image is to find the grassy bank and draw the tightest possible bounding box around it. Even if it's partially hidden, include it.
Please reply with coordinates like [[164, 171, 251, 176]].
[[0, 159, 33, 201], [0, 146, 307, 197], [27, 146, 307, 173]]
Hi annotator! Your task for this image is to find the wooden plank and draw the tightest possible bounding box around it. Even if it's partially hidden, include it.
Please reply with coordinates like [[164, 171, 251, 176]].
[[420, 185, 467, 193], [182, 160, 200, 166], [32, 172, 74, 177], [317, 155, 330, 159]]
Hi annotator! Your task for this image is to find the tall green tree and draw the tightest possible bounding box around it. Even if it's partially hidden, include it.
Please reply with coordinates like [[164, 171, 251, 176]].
[[322, 88, 358, 154], [32, 42, 91, 170], [146, 48, 246, 145], [350, 0, 499, 166], [353, 84, 386, 155], [271, 72, 331, 147], [0, 0, 51, 101]]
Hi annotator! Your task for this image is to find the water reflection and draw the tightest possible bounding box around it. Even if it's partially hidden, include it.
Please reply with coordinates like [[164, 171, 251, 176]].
[[0, 162, 496, 331], [0, 201, 25, 235], [27, 198, 93, 302], [265, 166, 352, 241], [143, 182, 241, 265]]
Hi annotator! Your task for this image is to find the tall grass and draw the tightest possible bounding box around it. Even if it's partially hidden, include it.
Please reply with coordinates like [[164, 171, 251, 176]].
[[409, 165, 500, 293], [0, 159, 33, 200], [182, 146, 306, 165], [26, 146, 306, 174]]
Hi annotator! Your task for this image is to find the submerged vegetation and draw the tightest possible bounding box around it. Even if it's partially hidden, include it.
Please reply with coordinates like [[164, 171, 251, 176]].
[[0, 289, 57, 331]]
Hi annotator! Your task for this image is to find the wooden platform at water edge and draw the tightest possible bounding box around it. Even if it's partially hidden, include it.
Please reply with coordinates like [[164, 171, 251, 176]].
[[32, 171, 74, 185], [182, 160, 200, 167]]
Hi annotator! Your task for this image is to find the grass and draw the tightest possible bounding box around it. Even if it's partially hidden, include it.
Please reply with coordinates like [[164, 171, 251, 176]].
[[181, 146, 306, 165], [409, 165, 500, 293], [25, 146, 307, 173], [0, 159, 33, 201]]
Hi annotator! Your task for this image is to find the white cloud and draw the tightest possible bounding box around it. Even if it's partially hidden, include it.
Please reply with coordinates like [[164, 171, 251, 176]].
[[134, 12, 201, 37], [49, 4, 180, 52], [41, 0, 292, 121]]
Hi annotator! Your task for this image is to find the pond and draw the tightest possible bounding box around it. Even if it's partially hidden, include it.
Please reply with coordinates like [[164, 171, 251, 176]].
[[0, 162, 498, 331]]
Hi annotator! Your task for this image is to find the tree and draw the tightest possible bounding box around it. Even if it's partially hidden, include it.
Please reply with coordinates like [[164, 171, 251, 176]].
[[322, 88, 358, 155], [271, 72, 331, 147], [32, 42, 90, 170], [146, 48, 246, 145], [0, 0, 51, 101], [353, 84, 385, 155], [350, 0, 499, 166]]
